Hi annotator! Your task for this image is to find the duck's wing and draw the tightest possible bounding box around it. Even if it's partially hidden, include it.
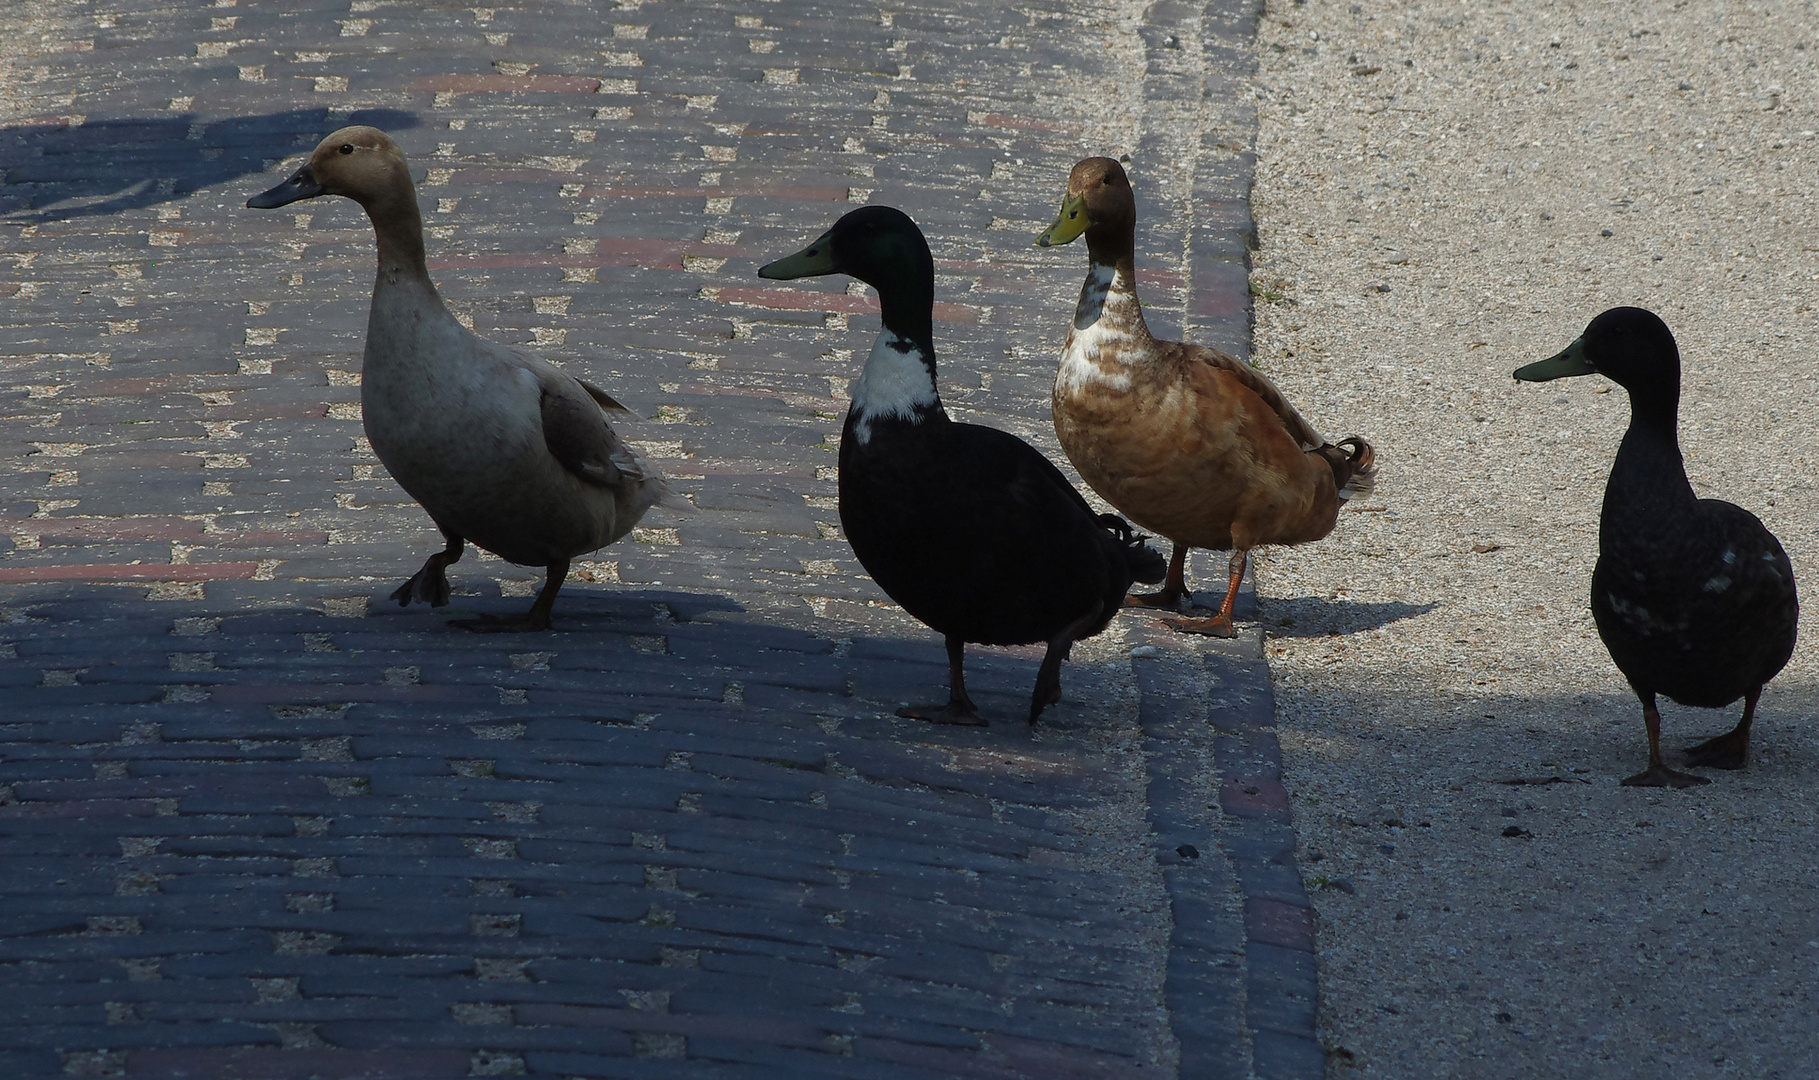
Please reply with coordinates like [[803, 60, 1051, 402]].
[[1009, 432, 1099, 520], [578, 378, 633, 416], [511, 350, 657, 490], [1698, 499, 1801, 614], [1162, 339, 1327, 450]]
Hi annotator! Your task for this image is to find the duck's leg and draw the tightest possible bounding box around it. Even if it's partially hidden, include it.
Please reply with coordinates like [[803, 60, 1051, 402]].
[[897, 635, 987, 726], [451, 557, 568, 633], [1028, 607, 1101, 725], [1683, 686, 1759, 770], [1620, 691, 1711, 788], [1162, 549, 1245, 638], [1125, 544, 1191, 611], [391, 525, 464, 608]]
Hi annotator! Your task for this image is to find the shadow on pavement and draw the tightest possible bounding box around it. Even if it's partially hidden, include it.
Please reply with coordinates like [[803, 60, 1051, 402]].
[[0, 108, 418, 222], [1259, 595, 1440, 636], [0, 575, 1168, 1077]]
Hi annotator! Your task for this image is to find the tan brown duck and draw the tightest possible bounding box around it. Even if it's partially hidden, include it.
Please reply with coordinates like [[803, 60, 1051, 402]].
[[247, 127, 666, 630], [1036, 156, 1375, 636]]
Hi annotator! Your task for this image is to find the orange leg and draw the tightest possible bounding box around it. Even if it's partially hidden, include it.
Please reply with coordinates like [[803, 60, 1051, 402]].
[[1620, 692, 1710, 788], [1162, 550, 1245, 638], [1125, 544, 1190, 611], [1683, 687, 1758, 770]]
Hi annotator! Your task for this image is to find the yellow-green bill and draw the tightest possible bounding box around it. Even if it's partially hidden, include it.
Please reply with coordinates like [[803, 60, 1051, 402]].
[[1035, 194, 1087, 247]]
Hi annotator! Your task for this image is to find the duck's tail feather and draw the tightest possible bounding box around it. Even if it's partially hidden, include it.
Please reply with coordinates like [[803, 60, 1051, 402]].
[[1097, 512, 1168, 585], [1315, 436, 1377, 502]]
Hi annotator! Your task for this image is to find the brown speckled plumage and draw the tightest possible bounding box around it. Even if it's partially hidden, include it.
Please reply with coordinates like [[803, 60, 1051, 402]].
[[1040, 157, 1375, 635]]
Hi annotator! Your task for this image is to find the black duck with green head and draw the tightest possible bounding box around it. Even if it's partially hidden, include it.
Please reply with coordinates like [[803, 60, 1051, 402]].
[[1516, 306, 1798, 788], [760, 205, 1165, 726]]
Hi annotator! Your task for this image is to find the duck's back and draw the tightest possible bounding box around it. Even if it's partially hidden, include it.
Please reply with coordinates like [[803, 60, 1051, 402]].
[[839, 416, 1131, 646], [1592, 497, 1798, 707]]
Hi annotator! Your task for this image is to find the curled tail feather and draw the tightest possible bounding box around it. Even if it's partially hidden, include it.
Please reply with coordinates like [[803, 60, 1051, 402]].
[[1314, 436, 1376, 502], [1097, 512, 1168, 585]]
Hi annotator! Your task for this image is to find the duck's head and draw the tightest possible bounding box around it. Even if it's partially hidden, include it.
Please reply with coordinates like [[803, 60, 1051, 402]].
[[247, 126, 413, 211], [1514, 307, 1680, 396], [757, 205, 932, 298], [1035, 156, 1134, 248]]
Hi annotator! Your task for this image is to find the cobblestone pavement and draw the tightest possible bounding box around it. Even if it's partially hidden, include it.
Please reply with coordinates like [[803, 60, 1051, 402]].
[[1, 2, 1318, 1077]]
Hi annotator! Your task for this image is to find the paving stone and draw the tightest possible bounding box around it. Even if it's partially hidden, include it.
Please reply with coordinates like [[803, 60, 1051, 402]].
[[0, 0, 1318, 1075]]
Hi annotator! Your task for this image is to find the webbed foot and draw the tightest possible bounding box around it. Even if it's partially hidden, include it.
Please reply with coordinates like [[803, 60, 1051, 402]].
[[1620, 764, 1711, 789], [1125, 588, 1191, 611], [1126, 544, 1190, 611], [897, 702, 987, 727], [1684, 729, 1749, 770], [1161, 613, 1237, 638], [392, 529, 463, 608], [1683, 689, 1757, 771], [392, 560, 453, 607]]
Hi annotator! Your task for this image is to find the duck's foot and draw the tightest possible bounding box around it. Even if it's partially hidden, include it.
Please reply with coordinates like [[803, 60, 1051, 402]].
[[391, 528, 465, 607], [1683, 730, 1749, 770], [449, 559, 568, 634], [901, 636, 988, 725], [1027, 608, 1096, 725], [449, 612, 552, 634], [1620, 764, 1711, 789], [1125, 589, 1192, 611], [896, 702, 987, 727], [391, 566, 451, 608], [1125, 543, 1190, 610], [1161, 614, 1237, 638], [1159, 548, 1246, 638], [1684, 688, 1757, 770]]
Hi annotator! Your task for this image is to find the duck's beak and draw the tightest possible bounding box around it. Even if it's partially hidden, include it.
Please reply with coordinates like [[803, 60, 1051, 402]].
[[757, 227, 839, 279], [1513, 336, 1595, 381], [247, 164, 325, 209], [1036, 193, 1087, 247]]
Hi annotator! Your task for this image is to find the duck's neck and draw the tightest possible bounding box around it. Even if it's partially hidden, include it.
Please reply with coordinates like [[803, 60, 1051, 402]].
[[362, 186, 435, 292], [359, 185, 459, 375], [847, 307, 944, 444], [1075, 228, 1148, 336], [1603, 390, 1697, 549]]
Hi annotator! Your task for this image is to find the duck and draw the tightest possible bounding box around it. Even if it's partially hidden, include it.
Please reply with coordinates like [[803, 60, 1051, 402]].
[[758, 205, 1165, 725], [246, 126, 665, 631], [1035, 157, 1376, 637], [1515, 306, 1798, 787]]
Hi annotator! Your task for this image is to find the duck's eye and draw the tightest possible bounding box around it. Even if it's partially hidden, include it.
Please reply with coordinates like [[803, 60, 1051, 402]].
[[339, 144, 355, 155], [1067, 210, 1078, 219]]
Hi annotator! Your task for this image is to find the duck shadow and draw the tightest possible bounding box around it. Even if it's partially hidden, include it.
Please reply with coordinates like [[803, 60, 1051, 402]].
[[1256, 594, 1439, 637], [0, 108, 419, 222], [3, 577, 1118, 751], [1291, 684, 1816, 786], [339, 585, 1112, 739]]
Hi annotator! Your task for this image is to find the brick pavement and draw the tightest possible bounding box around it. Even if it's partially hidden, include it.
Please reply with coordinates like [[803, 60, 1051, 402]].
[[1, 1, 1320, 1077]]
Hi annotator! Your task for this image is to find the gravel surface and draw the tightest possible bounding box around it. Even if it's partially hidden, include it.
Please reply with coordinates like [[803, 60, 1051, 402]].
[[1246, 1, 1819, 1076]]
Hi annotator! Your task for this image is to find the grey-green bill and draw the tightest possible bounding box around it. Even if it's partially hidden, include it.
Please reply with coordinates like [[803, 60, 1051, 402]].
[[1513, 336, 1596, 382]]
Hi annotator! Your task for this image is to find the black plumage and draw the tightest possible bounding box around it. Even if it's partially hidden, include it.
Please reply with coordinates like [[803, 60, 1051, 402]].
[[1516, 306, 1798, 787], [760, 206, 1164, 725]]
